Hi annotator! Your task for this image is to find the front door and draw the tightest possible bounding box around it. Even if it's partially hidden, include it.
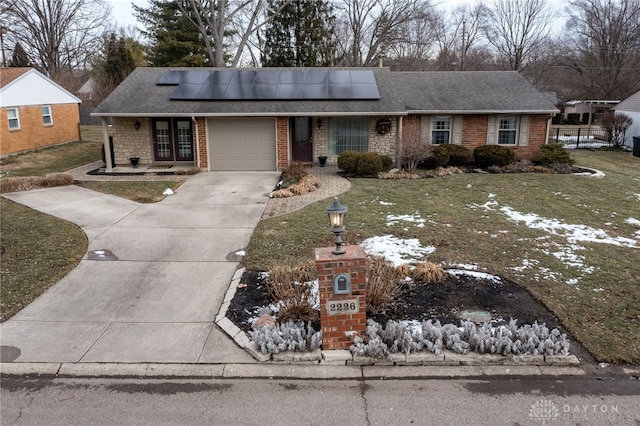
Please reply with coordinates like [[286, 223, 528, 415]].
[[152, 118, 194, 162], [291, 117, 313, 162]]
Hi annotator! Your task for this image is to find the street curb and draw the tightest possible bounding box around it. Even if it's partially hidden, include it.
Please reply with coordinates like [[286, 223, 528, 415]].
[[1, 362, 603, 379]]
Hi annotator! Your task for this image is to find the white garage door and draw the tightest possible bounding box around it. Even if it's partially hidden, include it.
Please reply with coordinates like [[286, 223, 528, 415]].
[[208, 118, 277, 171]]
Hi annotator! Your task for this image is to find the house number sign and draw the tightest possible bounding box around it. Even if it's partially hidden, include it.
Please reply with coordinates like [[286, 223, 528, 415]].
[[326, 299, 359, 315]]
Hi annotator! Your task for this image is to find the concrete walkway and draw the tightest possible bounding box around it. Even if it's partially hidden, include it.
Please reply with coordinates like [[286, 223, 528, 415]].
[[1, 172, 279, 364]]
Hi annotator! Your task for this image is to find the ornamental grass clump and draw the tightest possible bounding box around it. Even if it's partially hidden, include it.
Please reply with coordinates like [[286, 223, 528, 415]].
[[365, 256, 403, 315], [411, 261, 446, 283], [266, 262, 318, 323]]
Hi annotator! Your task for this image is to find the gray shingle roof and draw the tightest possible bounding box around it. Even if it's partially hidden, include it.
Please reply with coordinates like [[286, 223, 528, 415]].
[[92, 67, 558, 117]]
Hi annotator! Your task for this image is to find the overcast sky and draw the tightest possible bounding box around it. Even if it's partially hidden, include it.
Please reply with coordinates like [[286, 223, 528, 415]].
[[105, 0, 568, 37]]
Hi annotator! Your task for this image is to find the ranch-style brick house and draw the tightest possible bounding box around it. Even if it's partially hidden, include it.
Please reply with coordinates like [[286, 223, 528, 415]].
[[1, 68, 82, 156], [92, 67, 558, 171]]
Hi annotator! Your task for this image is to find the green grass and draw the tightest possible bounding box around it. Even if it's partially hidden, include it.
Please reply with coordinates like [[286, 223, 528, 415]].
[[77, 181, 185, 203], [0, 125, 104, 178], [246, 150, 640, 364], [0, 198, 87, 322]]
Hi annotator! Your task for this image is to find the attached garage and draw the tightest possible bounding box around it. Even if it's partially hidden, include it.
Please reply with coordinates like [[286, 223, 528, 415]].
[[207, 117, 277, 171]]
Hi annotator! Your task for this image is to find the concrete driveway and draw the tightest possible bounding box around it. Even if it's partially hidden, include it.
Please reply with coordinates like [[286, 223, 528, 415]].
[[1, 172, 279, 364]]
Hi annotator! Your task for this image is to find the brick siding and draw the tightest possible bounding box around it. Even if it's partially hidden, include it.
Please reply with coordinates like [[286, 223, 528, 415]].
[[315, 246, 367, 350], [1, 103, 80, 155], [276, 116, 289, 168]]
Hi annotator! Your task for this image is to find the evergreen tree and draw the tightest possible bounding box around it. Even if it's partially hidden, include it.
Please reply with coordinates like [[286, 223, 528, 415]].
[[261, 0, 337, 67], [9, 42, 31, 67], [133, 0, 210, 67], [91, 33, 136, 101]]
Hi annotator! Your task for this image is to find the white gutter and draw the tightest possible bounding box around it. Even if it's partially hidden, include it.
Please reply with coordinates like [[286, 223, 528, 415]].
[[90, 111, 407, 118]]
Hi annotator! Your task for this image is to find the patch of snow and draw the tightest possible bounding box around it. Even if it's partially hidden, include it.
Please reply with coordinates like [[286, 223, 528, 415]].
[[163, 188, 174, 195], [360, 235, 436, 266], [626, 218, 640, 227], [497, 205, 638, 248], [467, 184, 472, 188], [235, 250, 246, 256], [447, 269, 501, 283], [386, 213, 426, 227], [451, 263, 479, 270], [593, 288, 605, 292], [379, 201, 395, 206], [566, 278, 579, 285], [488, 193, 496, 198]]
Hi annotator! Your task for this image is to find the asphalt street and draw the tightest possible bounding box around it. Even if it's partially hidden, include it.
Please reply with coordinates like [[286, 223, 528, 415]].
[[1, 375, 639, 425]]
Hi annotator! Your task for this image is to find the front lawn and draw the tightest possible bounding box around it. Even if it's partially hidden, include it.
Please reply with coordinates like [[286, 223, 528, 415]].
[[0, 199, 87, 321], [246, 150, 640, 364]]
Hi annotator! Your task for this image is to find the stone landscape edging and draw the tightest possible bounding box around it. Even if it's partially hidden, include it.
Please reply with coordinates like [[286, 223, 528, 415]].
[[216, 268, 581, 367]]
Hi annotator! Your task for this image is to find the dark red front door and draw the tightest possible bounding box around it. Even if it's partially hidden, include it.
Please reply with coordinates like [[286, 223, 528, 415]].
[[291, 117, 313, 162], [152, 118, 194, 162]]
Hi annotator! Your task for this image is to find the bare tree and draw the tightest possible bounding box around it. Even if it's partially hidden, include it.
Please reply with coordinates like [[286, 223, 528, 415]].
[[429, 2, 492, 71], [2, 0, 111, 79], [335, 0, 428, 67], [385, 3, 439, 70], [563, 0, 640, 99], [182, 0, 265, 67], [486, 0, 555, 71]]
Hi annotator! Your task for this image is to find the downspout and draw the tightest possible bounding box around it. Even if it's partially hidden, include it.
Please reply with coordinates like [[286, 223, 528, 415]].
[[192, 117, 200, 168], [101, 117, 113, 172]]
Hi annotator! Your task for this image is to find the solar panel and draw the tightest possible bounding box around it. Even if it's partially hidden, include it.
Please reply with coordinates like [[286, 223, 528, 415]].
[[158, 69, 380, 101]]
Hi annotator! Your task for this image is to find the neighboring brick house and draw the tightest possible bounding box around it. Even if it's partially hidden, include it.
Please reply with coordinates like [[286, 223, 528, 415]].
[[92, 67, 558, 171], [0, 68, 82, 156]]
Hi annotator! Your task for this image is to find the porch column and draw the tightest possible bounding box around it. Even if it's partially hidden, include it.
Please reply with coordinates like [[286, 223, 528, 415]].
[[101, 117, 113, 172]]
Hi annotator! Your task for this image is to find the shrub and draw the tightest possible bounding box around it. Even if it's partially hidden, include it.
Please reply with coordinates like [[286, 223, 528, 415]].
[[0, 173, 74, 193], [419, 145, 450, 169], [356, 152, 383, 176], [381, 155, 394, 171], [538, 143, 575, 167], [250, 321, 322, 354], [440, 144, 472, 166], [601, 112, 633, 148], [366, 256, 403, 315], [337, 150, 361, 173], [266, 262, 318, 323], [351, 318, 571, 358], [400, 138, 431, 172], [473, 145, 515, 168], [280, 162, 307, 187]]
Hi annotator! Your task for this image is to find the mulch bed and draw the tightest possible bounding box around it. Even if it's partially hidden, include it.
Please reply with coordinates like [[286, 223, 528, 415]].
[[226, 270, 594, 363]]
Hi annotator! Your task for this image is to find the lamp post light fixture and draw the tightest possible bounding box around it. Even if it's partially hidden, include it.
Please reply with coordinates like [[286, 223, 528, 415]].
[[326, 196, 348, 255]]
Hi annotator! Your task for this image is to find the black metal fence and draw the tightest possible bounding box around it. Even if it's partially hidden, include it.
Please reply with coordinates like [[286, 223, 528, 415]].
[[548, 126, 614, 149]]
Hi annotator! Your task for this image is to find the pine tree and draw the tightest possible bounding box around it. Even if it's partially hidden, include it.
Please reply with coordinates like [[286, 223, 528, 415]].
[[91, 33, 136, 101], [133, 0, 210, 67], [9, 42, 31, 67], [261, 0, 337, 67]]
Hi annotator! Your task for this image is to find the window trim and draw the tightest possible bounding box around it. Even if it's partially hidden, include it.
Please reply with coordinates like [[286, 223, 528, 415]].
[[7, 107, 20, 130], [42, 105, 53, 126], [431, 115, 451, 145], [327, 116, 370, 155], [497, 115, 518, 145]]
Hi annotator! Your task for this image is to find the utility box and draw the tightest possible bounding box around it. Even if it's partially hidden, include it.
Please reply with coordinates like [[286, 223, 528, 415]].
[[315, 245, 367, 350], [633, 136, 640, 157]]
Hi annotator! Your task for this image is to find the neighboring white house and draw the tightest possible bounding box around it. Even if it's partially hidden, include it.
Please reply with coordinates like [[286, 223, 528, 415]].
[[613, 90, 640, 149]]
